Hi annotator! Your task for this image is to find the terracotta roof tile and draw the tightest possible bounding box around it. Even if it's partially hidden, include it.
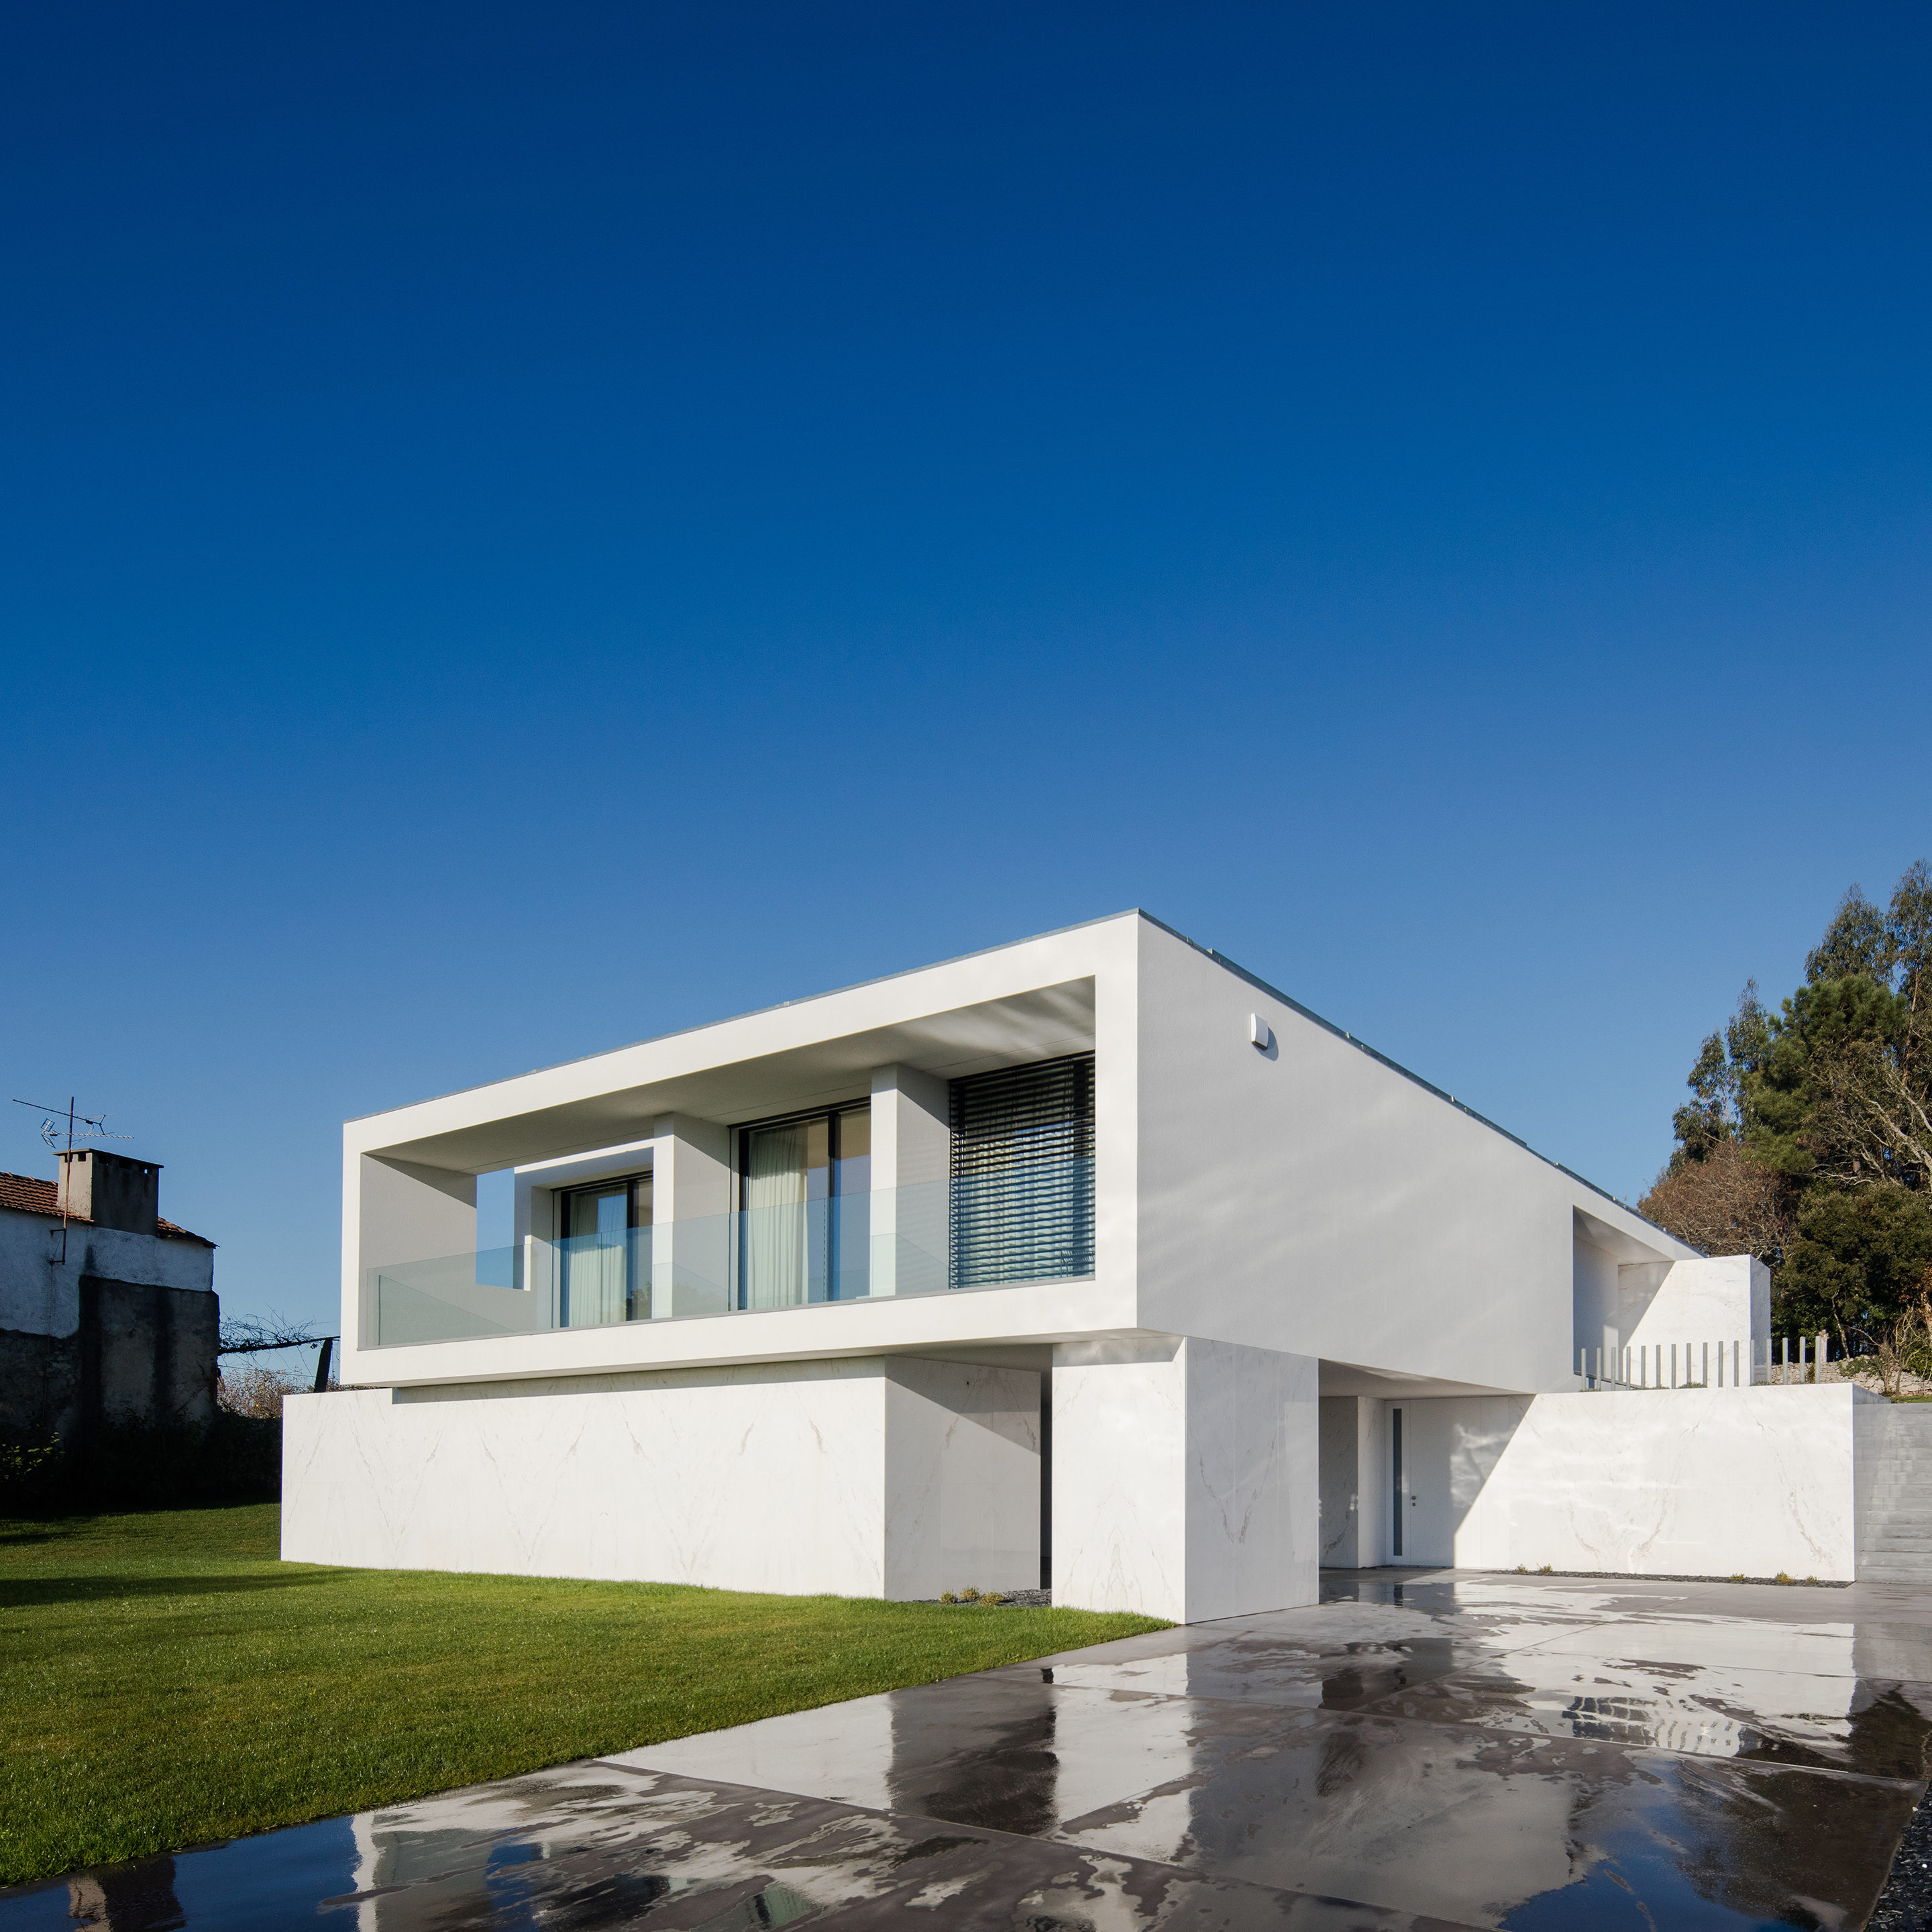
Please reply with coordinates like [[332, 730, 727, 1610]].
[[0, 1171, 215, 1246]]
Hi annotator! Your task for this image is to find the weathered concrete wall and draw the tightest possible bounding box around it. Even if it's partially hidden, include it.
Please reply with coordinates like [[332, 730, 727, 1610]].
[[1, 1207, 214, 1340], [80, 1277, 219, 1431], [1, 1201, 216, 1441], [0, 1277, 217, 1440], [0, 1328, 76, 1441]]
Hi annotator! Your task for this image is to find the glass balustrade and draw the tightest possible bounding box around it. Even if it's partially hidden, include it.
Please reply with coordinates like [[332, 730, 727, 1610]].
[[363, 1166, 1094, 1348]]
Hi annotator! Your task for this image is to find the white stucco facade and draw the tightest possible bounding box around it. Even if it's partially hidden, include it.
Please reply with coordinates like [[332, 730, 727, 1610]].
[[286, 909, 1857, 1616]]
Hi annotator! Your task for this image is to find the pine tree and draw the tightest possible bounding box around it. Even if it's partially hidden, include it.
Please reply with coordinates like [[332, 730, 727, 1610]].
[[1643, 860, 1932, 1353]]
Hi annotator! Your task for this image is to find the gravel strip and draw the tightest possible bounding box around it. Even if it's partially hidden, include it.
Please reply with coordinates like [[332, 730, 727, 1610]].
[[1476, 1569, 1851, 1588], [1868, 1780, 1932, 1931]]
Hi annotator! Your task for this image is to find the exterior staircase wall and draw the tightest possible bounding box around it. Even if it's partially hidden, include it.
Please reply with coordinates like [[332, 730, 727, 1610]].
[[1857, 1403, 1932, 1585]]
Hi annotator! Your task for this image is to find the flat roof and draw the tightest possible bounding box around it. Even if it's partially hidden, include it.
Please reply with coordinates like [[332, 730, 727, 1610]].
[[350, 906, 1672, 1236]]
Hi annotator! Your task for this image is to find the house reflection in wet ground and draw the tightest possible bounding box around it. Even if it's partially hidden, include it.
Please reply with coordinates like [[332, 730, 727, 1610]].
[[8, 1569, 1931, 1931]]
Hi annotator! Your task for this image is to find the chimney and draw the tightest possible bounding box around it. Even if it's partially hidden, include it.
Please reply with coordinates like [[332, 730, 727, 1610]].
[[56, 1148, 161, 1236]]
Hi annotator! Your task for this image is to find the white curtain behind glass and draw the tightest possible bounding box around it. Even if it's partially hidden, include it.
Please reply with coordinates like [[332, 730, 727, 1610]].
[[566, 1188, 629, 1326], [745, 1124, 808, 1309]]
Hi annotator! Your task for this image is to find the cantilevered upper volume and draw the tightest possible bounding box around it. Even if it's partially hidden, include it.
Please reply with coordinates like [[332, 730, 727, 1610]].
[[333, 909, 1674, 1393], [291, 910, 1794, 1622], [351, 906, 1651, 1228]]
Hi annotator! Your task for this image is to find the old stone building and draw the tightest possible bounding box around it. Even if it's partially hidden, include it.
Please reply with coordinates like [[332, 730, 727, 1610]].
[[0, 1148, 217, 1442]]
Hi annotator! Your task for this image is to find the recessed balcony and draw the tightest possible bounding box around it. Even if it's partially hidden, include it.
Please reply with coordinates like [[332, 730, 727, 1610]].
[[365, 1159, 1096, 1348]]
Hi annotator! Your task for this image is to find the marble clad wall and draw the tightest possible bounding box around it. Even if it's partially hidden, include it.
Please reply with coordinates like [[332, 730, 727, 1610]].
[[1417, 1384, 1870, 1580], [1187, 1338, 1319, 1616], [1618, 1255, 1770, 1356], [883, 1358, 1039, 1597], [282, 1355, 1041, 1599], [1053, 1336, 1318, 1622], [1051, 1340, 1184, 1617]]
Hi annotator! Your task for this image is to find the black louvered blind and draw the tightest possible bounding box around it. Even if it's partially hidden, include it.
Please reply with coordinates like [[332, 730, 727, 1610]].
[[949, 1053, 1095, 1288]]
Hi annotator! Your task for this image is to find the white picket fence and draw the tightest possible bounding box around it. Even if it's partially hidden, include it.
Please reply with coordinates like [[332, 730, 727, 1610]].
[[1578, 1334, 1833, 1391]]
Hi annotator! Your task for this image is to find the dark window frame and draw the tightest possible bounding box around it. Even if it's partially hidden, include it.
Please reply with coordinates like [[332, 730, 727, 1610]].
[[555, 1170, 653, 1324], [555, 1171, 652, 1238], [734, 1100, 871, 1309]]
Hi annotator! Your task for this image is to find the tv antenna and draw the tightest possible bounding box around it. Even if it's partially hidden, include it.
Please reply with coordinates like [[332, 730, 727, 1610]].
[[11, 1095, 132, 1262]]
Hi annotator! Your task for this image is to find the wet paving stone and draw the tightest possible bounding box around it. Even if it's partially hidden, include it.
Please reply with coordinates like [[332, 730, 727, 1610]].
[[0, 1766, 1485, 1932], [981, 1631, 1530, 1712], [1360, 1657, 1932, 1777], [8, 1570, 1932, 1929], [1051, 1707, 1921, 1927]]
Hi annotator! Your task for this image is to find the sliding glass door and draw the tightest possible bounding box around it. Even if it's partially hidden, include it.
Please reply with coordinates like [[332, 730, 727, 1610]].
[[738, 1105, 870, 1308], [559, 1173, 651, 1326]]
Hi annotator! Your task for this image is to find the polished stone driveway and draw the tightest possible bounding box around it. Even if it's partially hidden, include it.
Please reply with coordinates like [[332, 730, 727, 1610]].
[[7, 1568, 1930, 1929]]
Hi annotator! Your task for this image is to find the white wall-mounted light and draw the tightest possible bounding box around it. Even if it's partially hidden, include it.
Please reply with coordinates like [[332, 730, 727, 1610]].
[[1250, 1014, 1272, 1051]]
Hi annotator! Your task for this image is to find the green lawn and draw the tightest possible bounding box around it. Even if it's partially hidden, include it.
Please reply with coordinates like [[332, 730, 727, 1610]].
[[0, 1504, 1164, 1886]]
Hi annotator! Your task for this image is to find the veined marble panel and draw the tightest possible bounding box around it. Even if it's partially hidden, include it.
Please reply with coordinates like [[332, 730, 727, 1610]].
[[1619, 1254, 1770, 1356], [882, 1358, 1039, 1599], [1052, 1340, 1187, 1619], [1440, 1385, 1868, 1580], [283, 1355, 1042, 1598], [1053, 1336, 1318, 1622], [1183, 1336, 1318, 1621]]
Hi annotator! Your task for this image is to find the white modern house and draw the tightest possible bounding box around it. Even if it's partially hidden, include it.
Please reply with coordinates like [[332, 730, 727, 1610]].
[[284, 912, 1902, 1619]]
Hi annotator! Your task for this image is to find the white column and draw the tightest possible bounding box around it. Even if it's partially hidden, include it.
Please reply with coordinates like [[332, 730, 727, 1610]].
[[651, 1114, 731, 1317], [1319, 1395, 1386, 1568], [867, 1064, 949, 1297], [1053, 1336, 1319, 1621], [1573, 1233, 1619, 1383]]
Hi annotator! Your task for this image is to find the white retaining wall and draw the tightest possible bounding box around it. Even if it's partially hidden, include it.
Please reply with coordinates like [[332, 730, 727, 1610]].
[[1388, 1384, 1880, 1581], [282, 1355, 1040, 1600]]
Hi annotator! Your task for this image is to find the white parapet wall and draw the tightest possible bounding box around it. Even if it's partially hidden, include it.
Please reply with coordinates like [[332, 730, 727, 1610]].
[[283, 1355, 1040, 1599], [1619, 1254, 1770, 1354], [1401, 1384, 1878, 1581]]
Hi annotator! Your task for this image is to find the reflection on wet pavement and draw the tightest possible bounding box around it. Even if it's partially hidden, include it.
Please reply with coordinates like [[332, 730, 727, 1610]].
[[6, 1569, 1931, 1929], [1, 1765, 1475, 1932]]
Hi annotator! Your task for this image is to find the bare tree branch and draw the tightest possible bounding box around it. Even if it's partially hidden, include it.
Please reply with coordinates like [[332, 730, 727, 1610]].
[[217, 1313, 333, 1356], [1856, 1067, 1932, 1191], [1639, 1140, 1791, 1263]]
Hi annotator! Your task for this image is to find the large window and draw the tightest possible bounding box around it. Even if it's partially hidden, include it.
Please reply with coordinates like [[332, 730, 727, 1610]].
[[737, 1104, 871, 1309], [949, 1053, 1095, 1287], [558, 1172, 651, 1326]]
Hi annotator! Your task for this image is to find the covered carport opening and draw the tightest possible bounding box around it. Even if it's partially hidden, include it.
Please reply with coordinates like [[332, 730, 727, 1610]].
[[1318, 1358, 1528, 1569]]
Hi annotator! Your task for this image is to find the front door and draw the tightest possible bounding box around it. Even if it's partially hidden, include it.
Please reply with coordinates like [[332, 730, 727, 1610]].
[[1390, 1401, 1452, 1565]]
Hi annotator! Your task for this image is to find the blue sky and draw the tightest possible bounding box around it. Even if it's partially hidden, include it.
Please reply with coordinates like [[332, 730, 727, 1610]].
[[4, 3, 1928, 1351]]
